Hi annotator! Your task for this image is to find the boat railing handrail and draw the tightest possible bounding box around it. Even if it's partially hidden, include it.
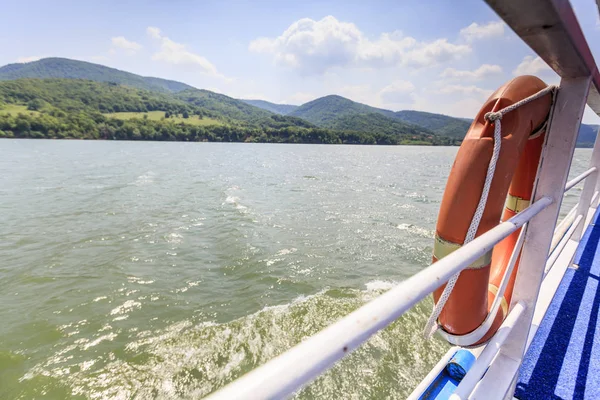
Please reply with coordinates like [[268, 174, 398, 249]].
[[565, 167, 597, 192], [205, 159, 600, 399], [204, 0, 600, 398], [545, 214, 584, 273], [204, 197, 553, 399], [408, 168, 600, 398], [449, 301, 527, 400], [437, 223, 528, 346]]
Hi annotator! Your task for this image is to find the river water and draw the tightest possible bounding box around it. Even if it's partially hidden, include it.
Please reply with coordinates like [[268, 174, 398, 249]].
[[0, 140, 591, 399]]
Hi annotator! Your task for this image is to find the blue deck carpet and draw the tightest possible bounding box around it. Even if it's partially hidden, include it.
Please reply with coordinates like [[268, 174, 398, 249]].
[[515, 208, 600, 399]]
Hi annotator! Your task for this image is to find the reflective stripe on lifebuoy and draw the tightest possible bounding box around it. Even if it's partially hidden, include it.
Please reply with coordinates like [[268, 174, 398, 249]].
[[433, 235, 492, 270], [432, 75, 553, 344]]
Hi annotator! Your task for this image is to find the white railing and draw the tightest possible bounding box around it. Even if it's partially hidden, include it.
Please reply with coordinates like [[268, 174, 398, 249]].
[[205, 198, 552, 400], [410, 165, 600, 400], [450, 301, 527, 400], [565, 167, 597, 191], [204, 0, 600, 398], [205, 162, 599, 400]]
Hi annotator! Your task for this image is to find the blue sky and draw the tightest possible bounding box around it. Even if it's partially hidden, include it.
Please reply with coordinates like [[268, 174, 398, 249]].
[[2, 0, 600, 123]]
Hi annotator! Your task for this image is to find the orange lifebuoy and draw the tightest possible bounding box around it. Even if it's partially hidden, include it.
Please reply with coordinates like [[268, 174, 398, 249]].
[[432, 75, 553, 344]]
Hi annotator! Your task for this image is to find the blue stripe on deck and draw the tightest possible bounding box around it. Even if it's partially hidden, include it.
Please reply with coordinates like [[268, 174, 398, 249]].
[[515, 207, 600, 400]]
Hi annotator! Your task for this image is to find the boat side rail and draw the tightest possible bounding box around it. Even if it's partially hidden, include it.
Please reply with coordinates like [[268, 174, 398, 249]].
[[203, 0, 600, 398], [205, 157, 599, 400], [449, 160, 600, 400], [204, 64, 600, 400], [565, 167, 597, 192], [410, 164, 600, 398], [204, 198, 552, 400]]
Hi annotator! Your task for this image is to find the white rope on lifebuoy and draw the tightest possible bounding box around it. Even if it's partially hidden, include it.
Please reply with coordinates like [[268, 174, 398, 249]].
[[423, 85, 557, 339]]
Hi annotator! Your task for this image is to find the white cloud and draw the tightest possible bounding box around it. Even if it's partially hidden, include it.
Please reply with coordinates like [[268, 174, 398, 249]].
[[111, 36, 142, 54], [401, 39, 471, 68], [147, 26, 229, 81], [441, 64, 502, 81], [379, 80, 416, 103], [436, 84, 493, 97], [513, 56, 552, 75], [16, 56, 45, 63], [459, 21, 504, 42], [250, 16, 471, 74], [147, 26, 161, 39]]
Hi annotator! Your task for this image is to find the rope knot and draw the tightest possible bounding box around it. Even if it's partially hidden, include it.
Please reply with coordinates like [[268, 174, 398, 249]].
[[485, 112, 502, 122]]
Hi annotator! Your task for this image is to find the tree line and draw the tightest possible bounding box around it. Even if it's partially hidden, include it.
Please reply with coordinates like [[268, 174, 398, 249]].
[[0, 110, 459, 145], [0, 78, 461, 145]]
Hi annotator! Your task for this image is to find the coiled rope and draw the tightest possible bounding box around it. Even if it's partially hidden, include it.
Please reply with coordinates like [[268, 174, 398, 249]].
[[423, 85, 557, 339]]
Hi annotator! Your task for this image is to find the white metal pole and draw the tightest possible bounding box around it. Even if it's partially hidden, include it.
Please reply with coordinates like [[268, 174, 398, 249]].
[[573, 136, 600, 239]]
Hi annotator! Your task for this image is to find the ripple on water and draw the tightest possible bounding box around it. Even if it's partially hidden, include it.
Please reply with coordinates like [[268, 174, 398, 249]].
[[3, 143, 590, 399], [21, 284, 448, 399]]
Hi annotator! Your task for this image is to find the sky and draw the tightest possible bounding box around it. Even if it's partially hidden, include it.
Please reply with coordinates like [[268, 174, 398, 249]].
[[2, 0, 600, 123]]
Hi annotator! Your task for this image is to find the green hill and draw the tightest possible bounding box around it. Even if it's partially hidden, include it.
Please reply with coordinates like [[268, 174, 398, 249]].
[[1, 78, 448, 145], [175, 89, 273, 123], [577, 124, 600, 148], [286, 95, 451, 141], [289, 95, 397, 124], [289, 95, 471, 140], [241, 99, 298, 115], [0, 78, 195, 114], [326, 112, 434, 138], [394, 110, 471, 140], [0, 58, 194, 93]]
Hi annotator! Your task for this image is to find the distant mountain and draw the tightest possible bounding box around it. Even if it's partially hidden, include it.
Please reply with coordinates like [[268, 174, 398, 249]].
[[394, 110, 471, 140], [2, 57, 594, 146], [578, 124, 600, 148], [0, 58, 194, 93], [289, 95, 397, 124], [241, 99, 298, 115], [325, 112, 434, 137], [175, 89, 273, 123], [289, 95, 459, 139]]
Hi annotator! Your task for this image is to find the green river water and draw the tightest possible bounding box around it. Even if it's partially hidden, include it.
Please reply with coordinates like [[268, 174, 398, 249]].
[[0, 140, 591, 399]]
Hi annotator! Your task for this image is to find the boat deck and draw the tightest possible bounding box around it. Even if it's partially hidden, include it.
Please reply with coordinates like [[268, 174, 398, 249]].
[[516, 207, 600, 399]]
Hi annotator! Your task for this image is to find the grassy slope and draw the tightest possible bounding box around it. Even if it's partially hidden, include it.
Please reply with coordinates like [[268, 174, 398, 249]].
[[105, 111, 224, 126], [0, 58, 194, 93], [0, 104, 40, 116], [0, 78, 196, 113]]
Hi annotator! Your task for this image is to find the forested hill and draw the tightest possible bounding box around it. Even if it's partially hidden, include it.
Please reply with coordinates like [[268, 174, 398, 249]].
[[2, 58, 592, 146], [289, 95, 397, 123], [394, 110, 471, 140], [241, 99, 298, 115], [324, 112, 433, 137], [288, 95, 470, 139], [265, 95, 598, 145], [246, 94, 470, 140], [0, 58, 193, 93], [0, 79, 457, 145], [175, 90, 274, 123]]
